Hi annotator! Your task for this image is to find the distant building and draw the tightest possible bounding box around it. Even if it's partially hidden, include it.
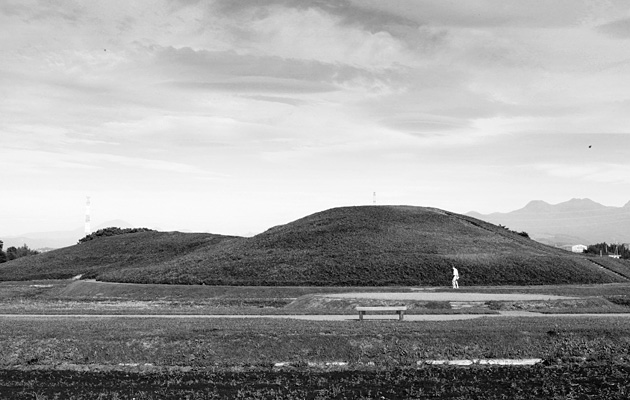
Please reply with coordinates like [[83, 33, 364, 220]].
[[571, 244, 587, 253]]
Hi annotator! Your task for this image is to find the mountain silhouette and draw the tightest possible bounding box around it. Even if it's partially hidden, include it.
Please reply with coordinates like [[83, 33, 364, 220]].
[[467, 198, 630, 246]]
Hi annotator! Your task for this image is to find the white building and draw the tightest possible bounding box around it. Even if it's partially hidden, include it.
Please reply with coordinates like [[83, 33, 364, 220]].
[[571, 244, 587, 253]]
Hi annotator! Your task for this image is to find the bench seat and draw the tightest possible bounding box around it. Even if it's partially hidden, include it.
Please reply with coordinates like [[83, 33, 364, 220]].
[[355, 306, 408, 321]]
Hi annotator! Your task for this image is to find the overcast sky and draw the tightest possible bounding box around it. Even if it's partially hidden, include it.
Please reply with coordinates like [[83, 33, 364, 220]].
[[2, 0, 630, 237]]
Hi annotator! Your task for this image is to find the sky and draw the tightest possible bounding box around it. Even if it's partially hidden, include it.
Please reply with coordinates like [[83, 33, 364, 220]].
[[1, 0, 630, 237]]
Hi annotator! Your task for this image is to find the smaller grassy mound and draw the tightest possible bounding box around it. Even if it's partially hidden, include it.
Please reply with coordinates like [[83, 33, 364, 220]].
[[0, 231, 239, 281]]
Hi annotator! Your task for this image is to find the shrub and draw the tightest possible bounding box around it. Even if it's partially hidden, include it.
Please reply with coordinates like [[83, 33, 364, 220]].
[[78, 227, 155, 244]]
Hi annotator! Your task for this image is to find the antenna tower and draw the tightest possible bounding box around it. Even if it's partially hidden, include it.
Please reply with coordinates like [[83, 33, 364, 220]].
[[85, 196, 91, 235]]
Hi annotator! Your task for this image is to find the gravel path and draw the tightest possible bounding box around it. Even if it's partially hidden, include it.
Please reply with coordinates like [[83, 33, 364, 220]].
[[1, 311, 630, 321]]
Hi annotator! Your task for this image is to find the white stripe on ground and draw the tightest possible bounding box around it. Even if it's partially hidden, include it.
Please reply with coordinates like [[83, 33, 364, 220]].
[[272, 359, 542, 368], [423, 358, 542, 366]]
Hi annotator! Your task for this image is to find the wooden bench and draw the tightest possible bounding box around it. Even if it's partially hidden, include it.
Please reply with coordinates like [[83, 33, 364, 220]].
[[355, 306, 408, 321]]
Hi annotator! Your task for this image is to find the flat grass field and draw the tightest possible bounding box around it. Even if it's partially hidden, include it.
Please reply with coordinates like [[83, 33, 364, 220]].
[[1, 280, 630, 399]]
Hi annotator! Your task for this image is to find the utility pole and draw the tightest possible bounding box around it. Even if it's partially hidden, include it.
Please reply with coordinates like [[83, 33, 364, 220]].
[[85, 196, 91, 235]]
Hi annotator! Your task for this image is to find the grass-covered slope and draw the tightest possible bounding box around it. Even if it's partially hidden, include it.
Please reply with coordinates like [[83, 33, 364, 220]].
[[95, 206, 628, 286], [0, 231, 240, 281], [2, 206, 628, 285]]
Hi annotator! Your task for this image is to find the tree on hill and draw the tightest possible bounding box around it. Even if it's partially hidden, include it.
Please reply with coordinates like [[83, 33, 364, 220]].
[[78, 227, 156, 244], [498, 225, 530, 239], [5, 244, 40, 261], [0, 240, 6, 263]]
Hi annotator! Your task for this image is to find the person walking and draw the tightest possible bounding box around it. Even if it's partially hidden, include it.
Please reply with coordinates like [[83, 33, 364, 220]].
[[452, 267, 459, 289]]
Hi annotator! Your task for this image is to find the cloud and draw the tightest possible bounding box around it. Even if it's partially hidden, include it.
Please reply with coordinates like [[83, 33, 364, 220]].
[[4, 0, 630, 238], [0, 145, 220, 177], [381, 117, 470, 133], [351, 0, 610, 29], [167, 78, 338, 94], [212, 0, 450, 54], [535, 163, 630, 184], [243, 95, 306, 106], [92, 153, 224, 176], [212, 0, 418, 32], [209, 1, 416, 68], [598, 17, 630, 39], [152, 46, 353, 91]]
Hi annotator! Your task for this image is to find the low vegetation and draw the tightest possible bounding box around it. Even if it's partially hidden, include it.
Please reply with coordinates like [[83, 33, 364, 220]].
[[1, 316, 630, 398], [2, 316, 630, 368], [77, 227, 156, 244], [498, 224, 530, 238]]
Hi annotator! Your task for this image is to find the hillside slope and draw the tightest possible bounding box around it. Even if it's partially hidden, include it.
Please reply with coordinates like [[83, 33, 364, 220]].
[[94, 206, 629, 286], [0, 231, 241, 281]]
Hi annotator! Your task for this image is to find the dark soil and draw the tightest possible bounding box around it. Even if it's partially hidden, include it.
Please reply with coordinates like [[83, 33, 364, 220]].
[[1, 363, 629, 399]]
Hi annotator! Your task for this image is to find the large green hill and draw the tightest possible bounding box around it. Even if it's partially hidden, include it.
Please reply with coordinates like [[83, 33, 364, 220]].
[[1, 206, 629, 286]]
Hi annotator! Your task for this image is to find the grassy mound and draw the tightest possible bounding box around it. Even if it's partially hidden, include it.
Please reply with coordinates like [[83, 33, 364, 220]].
[[2, 206, 628, 286], [0, 231, 239, 281]]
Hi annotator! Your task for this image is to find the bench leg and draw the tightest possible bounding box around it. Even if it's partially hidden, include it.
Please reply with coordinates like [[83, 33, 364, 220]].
[[398, 310, 404, 321]]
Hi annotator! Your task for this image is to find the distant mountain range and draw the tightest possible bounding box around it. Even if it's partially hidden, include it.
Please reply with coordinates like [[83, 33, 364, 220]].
[[1, 220, 134, 250], [467, 198, 630, 246]]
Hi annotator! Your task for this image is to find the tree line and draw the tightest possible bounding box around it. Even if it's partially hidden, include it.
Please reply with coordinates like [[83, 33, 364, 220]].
[[0, 240, 40, 263], [584, 242, 630, 259]]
